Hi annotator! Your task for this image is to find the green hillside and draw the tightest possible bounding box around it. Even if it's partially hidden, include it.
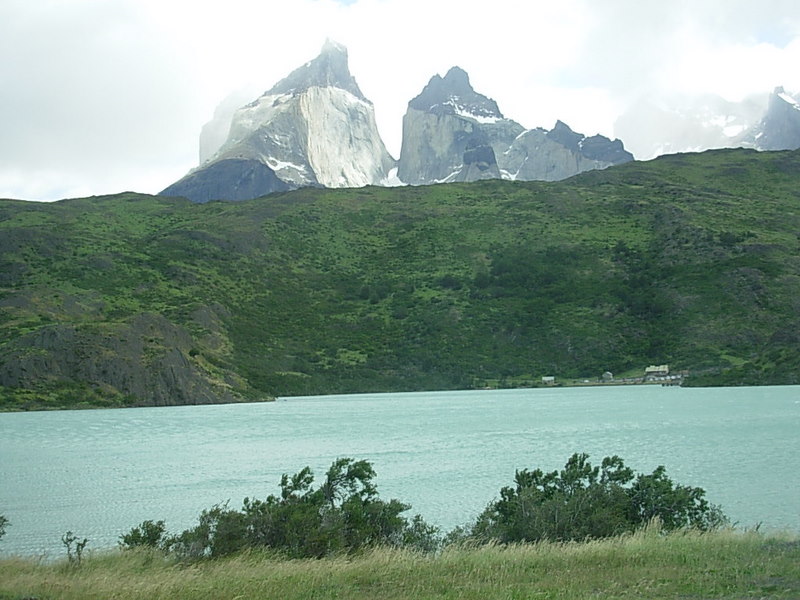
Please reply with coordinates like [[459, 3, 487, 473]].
[[1, 148, 799, 409]]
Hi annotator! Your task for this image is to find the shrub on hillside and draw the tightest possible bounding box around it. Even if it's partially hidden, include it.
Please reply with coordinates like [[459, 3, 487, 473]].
[[469, 453, 727, 543]]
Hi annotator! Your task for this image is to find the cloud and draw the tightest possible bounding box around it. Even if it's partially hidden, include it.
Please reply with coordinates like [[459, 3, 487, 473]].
[[0, 0, 201, 199], [2, 0, 800, 200]]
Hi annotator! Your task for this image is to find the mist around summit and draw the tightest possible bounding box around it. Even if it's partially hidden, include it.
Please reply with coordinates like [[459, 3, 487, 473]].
[[615, 87, 800, 159]]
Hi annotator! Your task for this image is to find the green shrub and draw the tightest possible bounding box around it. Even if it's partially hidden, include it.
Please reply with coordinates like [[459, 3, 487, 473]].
[[470, 453, 727, 543], [112, 454, 727, 560], [119, 520, 167, 549], [164, 458, 440, 559]]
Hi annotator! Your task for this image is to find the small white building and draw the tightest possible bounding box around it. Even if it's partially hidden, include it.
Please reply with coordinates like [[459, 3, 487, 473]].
[[542, 376, 556, 385]]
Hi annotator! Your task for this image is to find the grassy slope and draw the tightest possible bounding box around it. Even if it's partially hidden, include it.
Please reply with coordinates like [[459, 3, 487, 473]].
[[1, 148, 799, 408], [1, 530, 798, 600]]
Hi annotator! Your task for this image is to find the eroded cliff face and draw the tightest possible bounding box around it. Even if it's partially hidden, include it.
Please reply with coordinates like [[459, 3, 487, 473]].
[[397, 67, 525, 185], [398, 109, 524, 184], [299, 86, 396, 188], [0, 304, 249, 406]]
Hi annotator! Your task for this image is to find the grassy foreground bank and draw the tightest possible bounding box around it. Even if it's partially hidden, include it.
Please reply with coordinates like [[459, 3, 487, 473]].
[[1, 529, 798, 600]]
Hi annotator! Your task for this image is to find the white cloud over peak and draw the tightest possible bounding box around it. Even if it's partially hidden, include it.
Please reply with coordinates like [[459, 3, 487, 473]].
[[2, 0, 800, 200]]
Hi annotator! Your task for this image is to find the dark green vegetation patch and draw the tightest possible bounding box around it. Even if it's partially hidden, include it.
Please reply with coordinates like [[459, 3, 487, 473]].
[[1, 148, 799, 408]]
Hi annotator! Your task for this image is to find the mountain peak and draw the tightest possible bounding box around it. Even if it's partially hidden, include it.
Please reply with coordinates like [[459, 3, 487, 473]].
[[547, 120, 583, 151], [770, 85, 800, 110], [743, 85, 800, 151], [408, 66, 504, 120], [442, 66, 472, 92], [265, 40, 366, 101], [321, 38, 347, 56]]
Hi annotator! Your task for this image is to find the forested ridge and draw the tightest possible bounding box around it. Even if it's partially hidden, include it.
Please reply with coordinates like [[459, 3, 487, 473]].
[[1, 148, 799, 408]]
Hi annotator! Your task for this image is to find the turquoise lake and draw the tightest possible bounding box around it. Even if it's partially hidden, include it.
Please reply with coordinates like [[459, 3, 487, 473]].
[[0, 385, 798, 557]]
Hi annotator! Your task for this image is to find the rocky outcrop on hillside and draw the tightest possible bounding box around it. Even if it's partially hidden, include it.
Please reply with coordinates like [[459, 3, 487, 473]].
[[0, 305, 248, 406]]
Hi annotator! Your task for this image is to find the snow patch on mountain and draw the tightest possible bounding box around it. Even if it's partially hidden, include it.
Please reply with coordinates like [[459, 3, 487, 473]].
[[434, 167, 463, 184], [380, 167, 404, 187], [778, 91, 800, 108], [265, 157, 308, 175], [449, 102, 502, 124]]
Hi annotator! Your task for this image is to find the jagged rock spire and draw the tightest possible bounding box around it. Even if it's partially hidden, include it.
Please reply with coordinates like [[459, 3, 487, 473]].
[[266, 39, 367, 101], [162, 40, 394, 203], [408, 66, 504, 119]]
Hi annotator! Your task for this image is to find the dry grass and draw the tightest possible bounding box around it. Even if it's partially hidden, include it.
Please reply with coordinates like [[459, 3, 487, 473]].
[[1, 528, 798, 600]]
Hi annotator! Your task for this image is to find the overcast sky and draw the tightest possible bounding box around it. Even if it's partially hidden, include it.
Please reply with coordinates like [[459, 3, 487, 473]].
[[2, 0, 800, 201]]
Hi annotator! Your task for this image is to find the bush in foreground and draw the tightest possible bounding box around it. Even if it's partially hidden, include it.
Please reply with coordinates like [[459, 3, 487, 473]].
[[120, 454, 727, 560], [123, 458, 439, 559], [468, 452, 727, 544]]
